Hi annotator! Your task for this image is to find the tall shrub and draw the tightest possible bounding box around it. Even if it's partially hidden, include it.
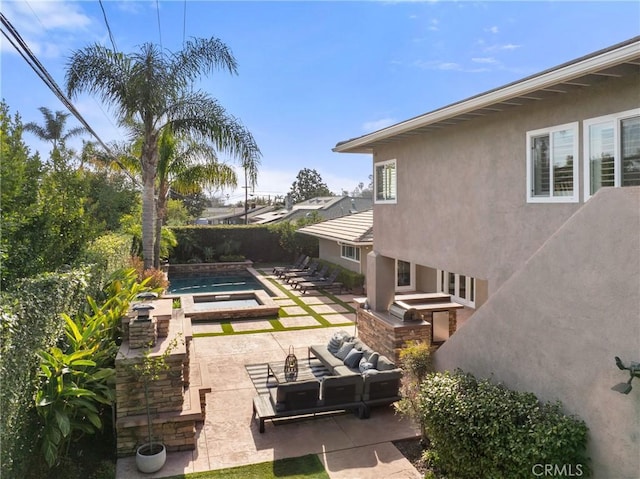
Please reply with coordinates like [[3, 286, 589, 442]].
[[0, 269, 95, 477], [418, 370, 590, 478]]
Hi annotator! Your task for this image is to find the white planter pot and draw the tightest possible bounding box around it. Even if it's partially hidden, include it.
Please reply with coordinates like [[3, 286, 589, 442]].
[[136, 443, 166, 473]]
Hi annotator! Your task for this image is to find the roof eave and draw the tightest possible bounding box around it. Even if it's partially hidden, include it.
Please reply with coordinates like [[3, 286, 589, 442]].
[[333, 37, 640, 154]]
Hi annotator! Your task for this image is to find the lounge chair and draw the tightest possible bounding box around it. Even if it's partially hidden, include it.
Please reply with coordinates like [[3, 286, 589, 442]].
[[273, 254, 306, 275], [275, 256, 311, 278], [286, 263, 329, 285], [296, 270, 343, 294], [282, 262, 319, 283]]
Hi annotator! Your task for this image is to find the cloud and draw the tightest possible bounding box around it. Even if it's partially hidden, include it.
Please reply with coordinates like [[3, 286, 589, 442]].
[[412, 59, 490, 73], [1, 1, 94, 59], [427, 19, 439, 31], [484, 43, 522, 52], [362, 118, 397, 132], [472, 57, 498, 64], [485, 26, 499, 34]]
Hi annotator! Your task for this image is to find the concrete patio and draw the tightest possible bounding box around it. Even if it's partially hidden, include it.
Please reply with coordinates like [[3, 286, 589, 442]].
[[116, 281, 424, 478]]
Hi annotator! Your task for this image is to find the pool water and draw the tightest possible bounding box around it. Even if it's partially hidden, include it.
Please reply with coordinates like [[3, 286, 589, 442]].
[[168, 274, 264, 295]]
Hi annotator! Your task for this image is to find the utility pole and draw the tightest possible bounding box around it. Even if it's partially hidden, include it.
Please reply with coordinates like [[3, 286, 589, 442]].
[[244, 167, 248, 225]]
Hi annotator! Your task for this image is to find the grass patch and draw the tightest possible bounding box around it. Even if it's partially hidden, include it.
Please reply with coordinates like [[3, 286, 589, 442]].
[[164, 454, 329, 479]]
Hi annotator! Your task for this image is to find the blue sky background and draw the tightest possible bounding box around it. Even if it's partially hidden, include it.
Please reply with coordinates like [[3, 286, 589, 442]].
[[2, 1, 639, 202]]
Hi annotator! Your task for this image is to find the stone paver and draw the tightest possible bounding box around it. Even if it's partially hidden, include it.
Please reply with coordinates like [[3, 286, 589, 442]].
[[278, 315, 322, 328], [323, 313, 356, 325], [298, 295, 336, 305], [191, 322, 224, 334], [280, 305, 307, 316], [229, 319, 273, 332], [309, 303, 351, 314]]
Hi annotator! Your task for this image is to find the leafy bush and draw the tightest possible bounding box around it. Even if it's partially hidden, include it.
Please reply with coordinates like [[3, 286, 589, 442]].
[[84, 233, 133, 276], [1, 268, 97, 477], [396, 342, 435, 443], [35, 268, 154, 467], [417, 370, 590, 478]]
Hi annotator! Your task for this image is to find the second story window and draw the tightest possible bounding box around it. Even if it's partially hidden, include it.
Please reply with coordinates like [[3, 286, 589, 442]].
[[584, 109, 640, 199], [375, 159, 397, 204], [526, 123, 578, 203]]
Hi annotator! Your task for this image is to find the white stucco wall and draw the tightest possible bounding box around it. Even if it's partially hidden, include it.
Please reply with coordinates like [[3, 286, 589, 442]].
[[434, 186, 640, 478]]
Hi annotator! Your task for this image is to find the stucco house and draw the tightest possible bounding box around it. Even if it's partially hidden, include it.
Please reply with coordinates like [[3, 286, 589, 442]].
[[251, 196, 372, 224], [334, 37, 640, 478], [297, 209, 373, 276]]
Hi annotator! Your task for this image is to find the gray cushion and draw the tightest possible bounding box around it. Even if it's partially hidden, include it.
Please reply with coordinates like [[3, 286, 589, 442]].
[[334, 341, 354, 360], [327, 335, 343, 354], [343, 349, 363, 368], [368, 352, 379, 369], [359, 360, 375, 373], [376, 355, 396, 371]]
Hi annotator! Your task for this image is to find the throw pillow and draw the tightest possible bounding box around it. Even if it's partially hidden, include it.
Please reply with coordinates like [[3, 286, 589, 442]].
[[362, 368, 379, 376], [368, 352, 379, 369], [376, 355, 395, 371], [335, 341, 355, 360], [343, 349, 363, 368], [359, 359, 375, 373], [327, 333, 344, 354]]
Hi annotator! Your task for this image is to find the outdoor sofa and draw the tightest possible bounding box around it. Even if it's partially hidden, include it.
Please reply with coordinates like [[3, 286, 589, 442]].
[[252, 331, 402, 433]]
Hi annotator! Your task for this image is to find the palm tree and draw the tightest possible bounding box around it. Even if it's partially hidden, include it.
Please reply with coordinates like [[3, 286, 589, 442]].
[[24, 106, 86, 152], [154, 127, 238, 268], [66, 39, 261, 268]]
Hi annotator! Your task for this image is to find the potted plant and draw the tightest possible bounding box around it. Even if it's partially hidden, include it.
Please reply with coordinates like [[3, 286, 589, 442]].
[[128, 336, 180, 473]]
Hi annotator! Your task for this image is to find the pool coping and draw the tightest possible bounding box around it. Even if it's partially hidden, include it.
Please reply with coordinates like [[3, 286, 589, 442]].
[[176, 289, 280, 322]]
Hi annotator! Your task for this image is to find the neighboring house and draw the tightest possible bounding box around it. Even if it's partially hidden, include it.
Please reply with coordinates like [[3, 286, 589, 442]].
[[334, 37, 639, 478], [251, 196, 373, 224], [297, 209, 373, 275], [199, 205, 277, 224]]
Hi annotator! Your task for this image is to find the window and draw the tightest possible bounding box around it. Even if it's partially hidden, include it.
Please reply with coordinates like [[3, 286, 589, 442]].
[[437, 270, 476, 308], [340, 244, 360, 262], [584, 109, 640, 199], [526, 123, 578, 203], [375, 159, 397, 204], [396, 260, 414, 292]]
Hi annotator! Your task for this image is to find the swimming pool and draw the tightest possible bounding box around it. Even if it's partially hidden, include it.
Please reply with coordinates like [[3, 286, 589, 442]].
[[168, 273, 264, 295]]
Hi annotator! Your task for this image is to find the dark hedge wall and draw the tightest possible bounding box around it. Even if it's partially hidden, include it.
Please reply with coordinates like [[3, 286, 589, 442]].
[[168, 225, 318, 264]]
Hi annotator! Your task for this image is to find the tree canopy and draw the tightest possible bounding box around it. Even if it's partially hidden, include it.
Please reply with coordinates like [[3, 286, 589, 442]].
[[288, 168, 332, 204], [66, 38, 260, 268]]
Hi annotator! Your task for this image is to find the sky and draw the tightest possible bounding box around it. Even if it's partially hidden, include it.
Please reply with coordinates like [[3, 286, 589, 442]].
[[2, 1, 639, 203]]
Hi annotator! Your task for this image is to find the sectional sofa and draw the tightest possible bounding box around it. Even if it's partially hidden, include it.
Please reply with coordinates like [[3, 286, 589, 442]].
[[252, 331, 402, 433]]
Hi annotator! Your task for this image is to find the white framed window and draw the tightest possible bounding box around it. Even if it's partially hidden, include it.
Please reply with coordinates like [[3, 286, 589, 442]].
[[374, 159, 397, 204], [340, 244, 360, 263], [584, 109, 640, 200], [526, 122, 579, 203], [437, 270, 475, 308], [395, 260, 414, 292]]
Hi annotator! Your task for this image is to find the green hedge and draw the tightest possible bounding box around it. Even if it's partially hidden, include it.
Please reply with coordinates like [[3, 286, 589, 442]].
[[316, 259, 365, 292], [168, 225, 318, 264], [419, 370, 590, 479], [0, 269, 98, 477]]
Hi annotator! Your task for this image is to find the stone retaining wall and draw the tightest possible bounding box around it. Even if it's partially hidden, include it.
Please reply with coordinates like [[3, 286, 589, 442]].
[[356, 307, 433, 364]]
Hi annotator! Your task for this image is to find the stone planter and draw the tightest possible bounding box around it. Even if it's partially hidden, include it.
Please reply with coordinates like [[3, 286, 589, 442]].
[[136, 442, 166, 473]]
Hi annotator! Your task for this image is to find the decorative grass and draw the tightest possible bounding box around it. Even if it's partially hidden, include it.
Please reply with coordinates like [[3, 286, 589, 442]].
[[163, 454, 329, 479]]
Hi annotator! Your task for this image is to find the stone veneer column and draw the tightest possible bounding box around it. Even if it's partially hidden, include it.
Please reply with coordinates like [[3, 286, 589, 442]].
[[128, 318, 157, 349]]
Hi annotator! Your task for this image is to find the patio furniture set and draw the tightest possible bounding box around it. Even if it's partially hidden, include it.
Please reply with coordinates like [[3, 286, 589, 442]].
[[252, 330, 402, 433]]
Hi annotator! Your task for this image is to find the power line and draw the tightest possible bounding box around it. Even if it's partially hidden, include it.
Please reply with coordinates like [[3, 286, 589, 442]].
[[182, 0, 187, 46], [0, 12, 113, 156], [98, 0, 118, 53], [155, 0, 163, 51]]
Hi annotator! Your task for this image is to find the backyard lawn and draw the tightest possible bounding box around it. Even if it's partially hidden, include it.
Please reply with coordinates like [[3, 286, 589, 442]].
[[164, 454, 329, 479]]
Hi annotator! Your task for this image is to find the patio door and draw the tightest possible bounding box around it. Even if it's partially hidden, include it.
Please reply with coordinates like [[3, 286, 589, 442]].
[[437, 270, 475, 308]]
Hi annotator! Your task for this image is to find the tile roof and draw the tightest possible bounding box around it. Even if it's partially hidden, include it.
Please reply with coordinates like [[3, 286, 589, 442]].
[[297, 210, 373, 244]]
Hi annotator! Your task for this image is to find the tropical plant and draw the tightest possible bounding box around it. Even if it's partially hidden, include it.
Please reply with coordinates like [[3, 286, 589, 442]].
[[154, 127, 238, 267], [24, 106, 86, 153], [66, 38, 261, 269]]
